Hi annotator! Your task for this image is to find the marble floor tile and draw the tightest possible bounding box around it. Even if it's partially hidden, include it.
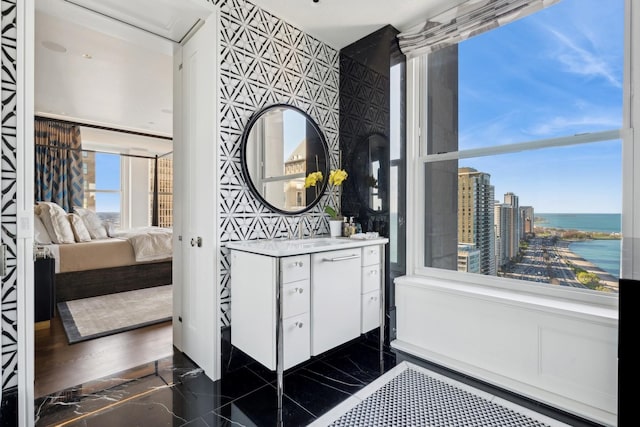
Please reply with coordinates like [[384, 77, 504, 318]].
[[30, 336, 602, 427]]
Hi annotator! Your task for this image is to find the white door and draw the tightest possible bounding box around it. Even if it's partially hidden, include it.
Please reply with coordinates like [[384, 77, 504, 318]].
[[173, 13, 218, 380]]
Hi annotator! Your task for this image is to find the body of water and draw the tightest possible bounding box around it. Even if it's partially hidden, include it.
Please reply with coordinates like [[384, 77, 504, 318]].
[[535, 213, 621, 234], [569, 239, 621, 278], [536, 213, 621, 278]]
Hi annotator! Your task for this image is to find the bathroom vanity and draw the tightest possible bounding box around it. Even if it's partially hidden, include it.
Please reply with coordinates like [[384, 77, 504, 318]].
[[227, 236, 388, 409]]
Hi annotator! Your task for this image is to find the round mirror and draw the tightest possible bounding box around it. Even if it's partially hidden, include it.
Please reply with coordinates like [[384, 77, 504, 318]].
[[241, 104, 330, 214]]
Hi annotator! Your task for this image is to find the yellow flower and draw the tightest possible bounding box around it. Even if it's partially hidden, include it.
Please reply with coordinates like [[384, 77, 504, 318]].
[[328, 169, 348, 186], [304, 171, 323, 188]]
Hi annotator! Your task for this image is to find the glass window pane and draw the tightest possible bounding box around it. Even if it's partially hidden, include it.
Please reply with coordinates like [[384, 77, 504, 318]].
[[425, 140, 621, 291], [458, 0, 623, 150], [92, 192, 121, 228], [94, 153, 121, 191]]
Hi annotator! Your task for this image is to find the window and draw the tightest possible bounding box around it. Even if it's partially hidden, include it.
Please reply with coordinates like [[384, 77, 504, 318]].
[[83, 151, 122, 227], [411, 0, 626, 294]]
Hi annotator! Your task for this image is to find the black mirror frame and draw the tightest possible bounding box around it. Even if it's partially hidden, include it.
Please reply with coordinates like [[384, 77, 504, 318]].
[[240, 104, 330, 215]]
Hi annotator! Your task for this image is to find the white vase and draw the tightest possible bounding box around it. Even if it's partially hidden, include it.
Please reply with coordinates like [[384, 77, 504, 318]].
[[329, 220, 342, 237]]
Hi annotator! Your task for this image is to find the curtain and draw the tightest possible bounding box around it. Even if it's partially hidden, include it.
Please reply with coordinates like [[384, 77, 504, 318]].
[[397, 0, 560, 58], [34, 119, 84, 212]]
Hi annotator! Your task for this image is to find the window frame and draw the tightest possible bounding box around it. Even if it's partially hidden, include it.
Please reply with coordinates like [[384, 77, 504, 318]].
[[405, 0, 638, 304]]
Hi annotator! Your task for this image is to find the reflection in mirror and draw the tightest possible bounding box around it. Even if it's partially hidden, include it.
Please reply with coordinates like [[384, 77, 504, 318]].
[[241, 104, 329, 214], [351, 133, 387, 213]]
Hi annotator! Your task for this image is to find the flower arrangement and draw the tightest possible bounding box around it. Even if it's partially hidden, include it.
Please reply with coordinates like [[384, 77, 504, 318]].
[[305, 168, 348, 219]]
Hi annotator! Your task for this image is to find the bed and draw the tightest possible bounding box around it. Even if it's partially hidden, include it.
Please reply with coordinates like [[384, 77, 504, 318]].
[[34, 202, 173, 303]]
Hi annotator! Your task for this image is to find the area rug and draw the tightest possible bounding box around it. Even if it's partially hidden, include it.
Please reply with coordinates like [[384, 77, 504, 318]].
[[310, 361, 570, 427], [57, 285, 172, 344]]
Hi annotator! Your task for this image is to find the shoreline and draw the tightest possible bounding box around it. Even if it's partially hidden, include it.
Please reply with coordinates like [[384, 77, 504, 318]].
[[555, 240, 618, 291]]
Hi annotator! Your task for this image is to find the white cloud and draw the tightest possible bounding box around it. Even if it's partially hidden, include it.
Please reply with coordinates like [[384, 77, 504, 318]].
[[546, 28, 621, 88], [527, 113, 621, 136]]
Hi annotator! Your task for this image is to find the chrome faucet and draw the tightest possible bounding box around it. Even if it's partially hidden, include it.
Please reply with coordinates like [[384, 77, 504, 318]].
[[298, 214, 314, 239]]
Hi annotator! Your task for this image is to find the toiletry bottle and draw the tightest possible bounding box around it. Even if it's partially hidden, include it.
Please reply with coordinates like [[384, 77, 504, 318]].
[[342, 217, 349, 237], [349, 217, 356, 236]]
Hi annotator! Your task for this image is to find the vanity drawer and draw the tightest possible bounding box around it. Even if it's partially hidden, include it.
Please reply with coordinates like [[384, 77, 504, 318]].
[[283, 312, 310, 370], [361, 290, 381, 333], [283, 280, 309, 318], [361, 265, 381, 294], [281, 254, 310, 283], [362, 245, 381, 267]]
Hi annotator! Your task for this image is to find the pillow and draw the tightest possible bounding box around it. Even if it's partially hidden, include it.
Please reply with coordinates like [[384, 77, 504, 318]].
[[73, 207, 108, 239], [33, 214, 52, 245], [68, 213, 92, 242], [104, 221, 117, 237], [36, 202, 75, 244]]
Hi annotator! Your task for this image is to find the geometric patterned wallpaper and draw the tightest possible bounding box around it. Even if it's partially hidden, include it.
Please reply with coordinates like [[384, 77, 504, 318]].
[[214, 0, 339, 326], [1, 0, 18, 391], [339, 52, 389, 229]]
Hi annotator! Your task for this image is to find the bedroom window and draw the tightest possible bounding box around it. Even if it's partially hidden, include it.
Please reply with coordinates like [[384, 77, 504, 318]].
[[83, 151, 122, 227], [409, 0, 625, 294]]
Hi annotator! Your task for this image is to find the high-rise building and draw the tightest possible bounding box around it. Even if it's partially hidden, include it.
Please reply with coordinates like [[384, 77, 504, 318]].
[[494, 202, 513, 268], [520, 206, 534, 236], [503, 192, 520, 260], [82, 151, 96, 210], [150, 157, 173, 228], [458, 167, 496, 275], [458, 243, 481, 273]]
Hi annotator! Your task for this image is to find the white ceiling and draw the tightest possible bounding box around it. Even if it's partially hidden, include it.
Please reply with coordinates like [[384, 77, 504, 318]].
[[34, 0, 457, 154], [249, 0, 462, 49]]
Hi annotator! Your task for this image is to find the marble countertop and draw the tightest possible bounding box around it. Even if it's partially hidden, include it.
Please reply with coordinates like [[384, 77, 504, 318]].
[[226, 236, 389, 257]]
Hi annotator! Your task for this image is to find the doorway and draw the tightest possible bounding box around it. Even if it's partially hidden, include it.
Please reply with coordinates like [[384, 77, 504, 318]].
[[21, 0, 220, 424]]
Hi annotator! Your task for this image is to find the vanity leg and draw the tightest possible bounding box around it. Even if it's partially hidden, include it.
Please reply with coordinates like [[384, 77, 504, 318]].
[[275, 262, 284, 414], [379, 251, 385, 373]]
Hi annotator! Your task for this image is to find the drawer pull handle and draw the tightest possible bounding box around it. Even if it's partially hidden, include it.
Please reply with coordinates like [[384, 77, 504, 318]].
[[369, 270, 378, 276], [293, 287, 304, 294], [324, 254, 360, 262], [294, 321, 304, 328], [370, 296, 378, 301], [292, 261, 304, 267]]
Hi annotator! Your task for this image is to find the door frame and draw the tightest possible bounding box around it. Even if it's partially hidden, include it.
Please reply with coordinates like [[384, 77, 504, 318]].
[[16, 1, 221, 425]]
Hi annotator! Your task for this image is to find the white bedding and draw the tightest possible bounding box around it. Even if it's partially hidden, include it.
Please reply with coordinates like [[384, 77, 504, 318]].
[[113, 227, 173, 262]]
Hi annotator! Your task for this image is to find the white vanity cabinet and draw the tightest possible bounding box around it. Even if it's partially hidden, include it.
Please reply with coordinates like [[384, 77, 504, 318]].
[[228, 237, 388, 374]]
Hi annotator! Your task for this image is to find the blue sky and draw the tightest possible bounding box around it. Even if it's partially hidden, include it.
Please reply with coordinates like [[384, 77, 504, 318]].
[[94, 153, 121, 212], [458, 0, 623, 213]]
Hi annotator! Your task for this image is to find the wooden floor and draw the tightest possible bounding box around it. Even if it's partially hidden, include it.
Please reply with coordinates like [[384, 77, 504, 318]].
[[35, 310, 173, 398]]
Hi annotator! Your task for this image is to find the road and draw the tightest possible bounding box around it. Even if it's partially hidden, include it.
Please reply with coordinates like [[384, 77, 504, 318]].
[[502, 238, 587, 288]]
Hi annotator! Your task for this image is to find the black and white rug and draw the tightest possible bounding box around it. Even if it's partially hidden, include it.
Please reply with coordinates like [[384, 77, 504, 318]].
[[57, 285, 172, 344], [310, 361, 570, 427]]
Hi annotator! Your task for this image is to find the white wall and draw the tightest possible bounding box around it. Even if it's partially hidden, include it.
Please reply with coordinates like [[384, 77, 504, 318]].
[[392, 275, 618, 426]]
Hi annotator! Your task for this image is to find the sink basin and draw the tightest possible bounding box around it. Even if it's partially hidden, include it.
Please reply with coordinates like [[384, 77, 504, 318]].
[[286, 237, 350, 248]]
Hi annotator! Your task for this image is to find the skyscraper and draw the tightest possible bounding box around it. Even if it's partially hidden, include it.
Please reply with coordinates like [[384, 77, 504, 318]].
[[494, 202, 513, 268], [520, 206, 534, 236], [150, 157, 173, 228], [503, 192, 520, 260], [458, 167, 496, 275]]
